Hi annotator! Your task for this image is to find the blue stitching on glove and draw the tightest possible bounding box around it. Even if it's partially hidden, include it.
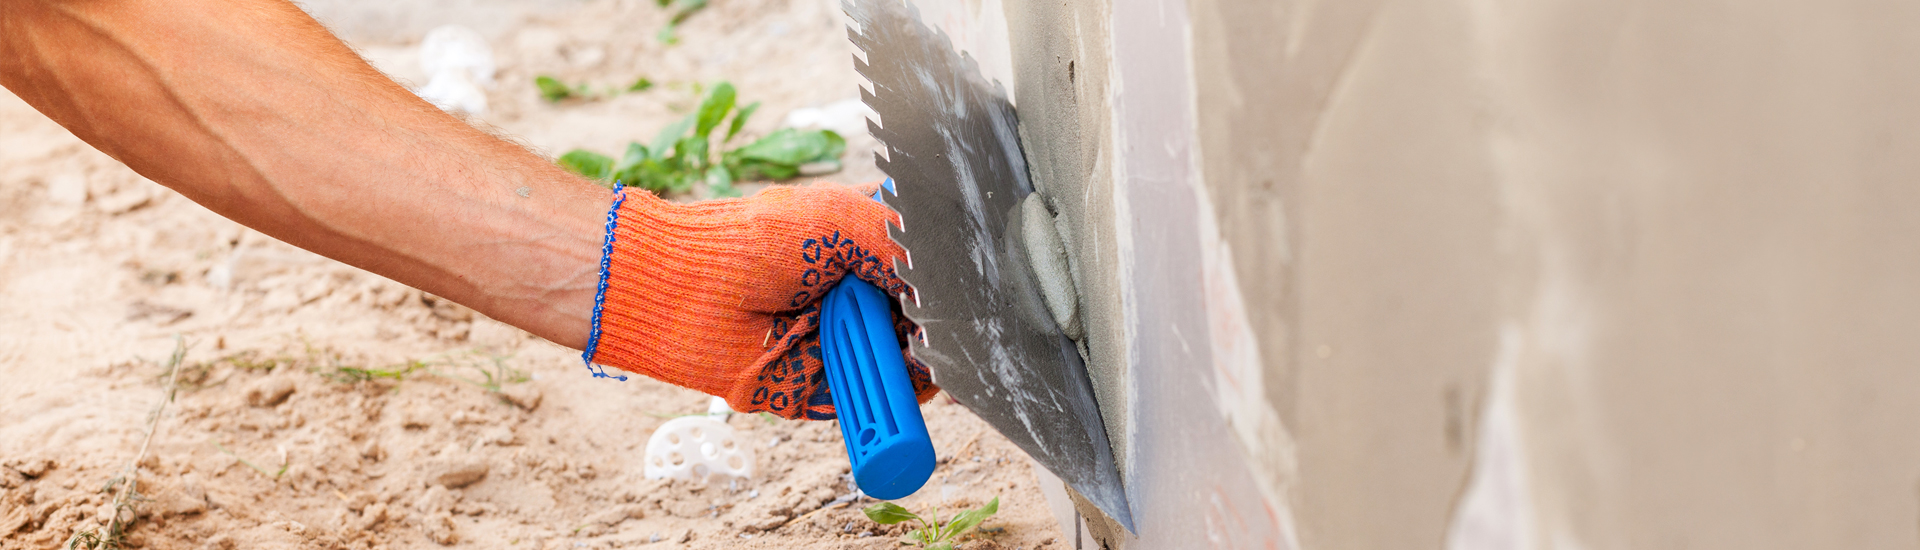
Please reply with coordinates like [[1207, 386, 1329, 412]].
[[582, 186, 629, 381]]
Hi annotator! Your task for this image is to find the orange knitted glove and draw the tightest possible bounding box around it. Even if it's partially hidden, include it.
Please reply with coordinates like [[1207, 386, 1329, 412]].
[[581, 184, 939, 420]]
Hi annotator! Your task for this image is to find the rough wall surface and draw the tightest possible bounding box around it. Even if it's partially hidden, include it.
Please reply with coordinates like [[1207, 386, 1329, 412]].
[[1229, 1, 1503, 548], [1211, 0, 1920, 548], [1004, 0, 1920, 548], [999, 0, 1128, 475], [1434, 2, 1920, 548]]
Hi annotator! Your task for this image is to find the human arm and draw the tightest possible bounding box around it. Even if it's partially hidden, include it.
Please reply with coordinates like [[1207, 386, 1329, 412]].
[[0, 0, 934, 418], [0, 0, 609, 348]]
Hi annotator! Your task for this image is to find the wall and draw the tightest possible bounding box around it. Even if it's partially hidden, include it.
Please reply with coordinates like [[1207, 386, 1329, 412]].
[[1006, 0, 1920, 548]]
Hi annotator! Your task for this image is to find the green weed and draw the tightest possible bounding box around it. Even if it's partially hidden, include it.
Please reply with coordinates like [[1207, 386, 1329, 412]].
[[863, 496, 1001, 550], [536, 75, 583, 102], [424, 351, 530, 394], [313, 351, 527, 396], [172, 350, 290, 391], [317, 361, 423, 384], [556, 81, 845, 197], [537, 75, 655, 103], [68, 338, 187, 550], [654, 0, 709, 44]]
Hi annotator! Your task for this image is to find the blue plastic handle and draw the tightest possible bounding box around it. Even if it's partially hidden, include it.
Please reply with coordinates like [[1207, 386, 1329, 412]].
[[818, 180, 935, 500]]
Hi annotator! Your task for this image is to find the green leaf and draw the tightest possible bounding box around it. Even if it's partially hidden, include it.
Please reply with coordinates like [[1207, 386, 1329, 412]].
[[730, 128, 836, 165], [609, 142, 650, 186], [630, 160, 678, 194], [725, 157, 800, 181], [863, 502, 919, 525], [535, 75, 573, 102], [820, 130, 847, 159], [940, 497, 999, 541], [556, 149, 612, 180], [657, 24, 679, 45], [676, 136, 710, 169], [726, 101, 760, 143], [694, 82, 737, 140], [705, 166, 739, 198], [618, 142, 650, 169], [666, 169, 701, 195], [668, 0, 708, 23], [925, 542, 955, 550], [651, 115, 695, 160], [628, 77, 654, 92]]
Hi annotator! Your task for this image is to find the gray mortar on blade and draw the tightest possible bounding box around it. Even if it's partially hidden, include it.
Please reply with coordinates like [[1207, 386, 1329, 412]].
[[1020, 192, 1083, 340]]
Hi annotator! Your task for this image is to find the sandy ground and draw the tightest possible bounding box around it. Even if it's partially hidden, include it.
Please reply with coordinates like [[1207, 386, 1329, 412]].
[[0, 0, 1062, 548]]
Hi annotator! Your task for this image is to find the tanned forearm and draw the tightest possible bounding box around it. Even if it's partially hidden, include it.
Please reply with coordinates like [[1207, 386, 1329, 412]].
[[0, 0, 609, 349]]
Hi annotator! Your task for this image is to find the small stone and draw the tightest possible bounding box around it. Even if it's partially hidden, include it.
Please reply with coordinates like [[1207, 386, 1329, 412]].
[[0, 469, 20, 489], [244, 377, 297, 407], [97, 188, 152, 214], [357, 502, 389, 530], [45, 173, 88, 206], [416, 485, 452, 513], [740, 513, 787, 533], [424, 511, 459, 545], [422, 295, 475, 322], [430, 459, 490, 489], [9, 457, 54, 478], [148, 483, 207, 517], [479, 426, 517, 447], [0, 506, 28, 536], [584, 504, 645, 527], [402, 405, 437, 429], [500, 385, 542, 411]]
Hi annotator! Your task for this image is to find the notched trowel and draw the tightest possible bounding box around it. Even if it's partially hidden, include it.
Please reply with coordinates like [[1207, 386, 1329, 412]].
[[844, 0, 1134, 531]]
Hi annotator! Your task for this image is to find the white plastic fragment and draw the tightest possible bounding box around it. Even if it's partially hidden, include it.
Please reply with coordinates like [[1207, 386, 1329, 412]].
[[643, 416, 753, 482], [419, 25, 495, 87], [706, 396, 734, 418], [413, 25, 494, 115], [781, 98, 878, 137], [416, 71, 489, 116]]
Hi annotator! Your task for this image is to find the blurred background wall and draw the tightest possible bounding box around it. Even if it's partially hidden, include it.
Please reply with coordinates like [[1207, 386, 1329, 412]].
[[1008, 0, 1920, 548]]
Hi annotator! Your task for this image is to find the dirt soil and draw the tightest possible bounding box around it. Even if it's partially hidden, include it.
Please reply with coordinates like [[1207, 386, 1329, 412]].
[[0, 1, 1063, 549]]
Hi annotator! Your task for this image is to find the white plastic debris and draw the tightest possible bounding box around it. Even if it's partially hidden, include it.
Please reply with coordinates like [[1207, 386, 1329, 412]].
[[414, 25, 494, 115], [706, 396, 734, 418], [644, 416, 754, 482], [781, 98, 877, 137], [415, 71, 489, 116], [420, 25, 495, 86]]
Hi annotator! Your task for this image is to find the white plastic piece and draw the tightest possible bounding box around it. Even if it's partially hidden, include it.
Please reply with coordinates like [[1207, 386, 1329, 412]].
[[419, 25, 495, 87], [643, 416, 754, 482], [706, 396, 734, 418], [781, 98, 878, 137], [414, 25, 494, 115], [415, 70, 490, 116]]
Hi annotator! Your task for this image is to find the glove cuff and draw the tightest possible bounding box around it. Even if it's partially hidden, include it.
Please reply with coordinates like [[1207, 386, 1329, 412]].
[[581, 188, 770, 397]]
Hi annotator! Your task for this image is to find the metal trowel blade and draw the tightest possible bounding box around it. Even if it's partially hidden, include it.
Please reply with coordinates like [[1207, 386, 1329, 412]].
[[844, 0, 1134, 531]]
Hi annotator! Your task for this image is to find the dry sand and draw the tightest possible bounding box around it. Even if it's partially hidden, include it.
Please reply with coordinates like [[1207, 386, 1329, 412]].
[[0, 0, 1060, 548]]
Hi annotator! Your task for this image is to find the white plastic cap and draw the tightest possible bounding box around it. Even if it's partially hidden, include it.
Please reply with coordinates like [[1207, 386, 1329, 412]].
[[643, 416, 754, 482]]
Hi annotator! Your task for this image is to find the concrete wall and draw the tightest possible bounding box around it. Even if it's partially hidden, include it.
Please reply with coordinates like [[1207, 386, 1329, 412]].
[[1003, 0, 1920, 548]]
